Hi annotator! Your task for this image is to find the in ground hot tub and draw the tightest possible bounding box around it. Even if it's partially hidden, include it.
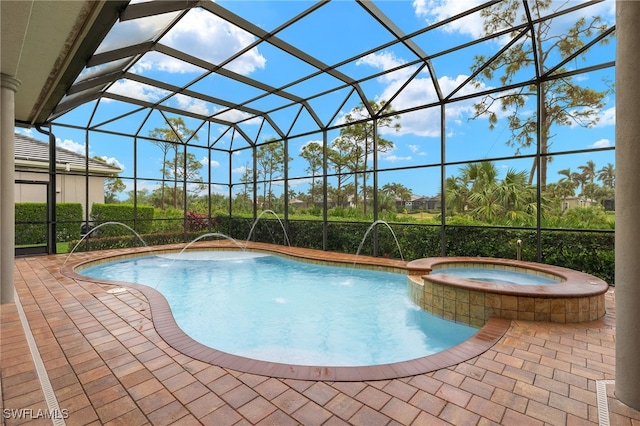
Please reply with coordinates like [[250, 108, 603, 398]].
[[406, 257, 609, 327]]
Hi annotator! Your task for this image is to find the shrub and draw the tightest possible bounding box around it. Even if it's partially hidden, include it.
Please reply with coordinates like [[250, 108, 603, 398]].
[[151, 208, 185, 233], [90, 204, 154, 236], [15, 202, 82, 245], [187, 211, 213, 232]]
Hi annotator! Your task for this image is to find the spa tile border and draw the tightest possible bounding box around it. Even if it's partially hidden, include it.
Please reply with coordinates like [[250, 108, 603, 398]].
[[405, 256, 609, 327], [406, 256, 610, 298], [61, 242, 510, 381]]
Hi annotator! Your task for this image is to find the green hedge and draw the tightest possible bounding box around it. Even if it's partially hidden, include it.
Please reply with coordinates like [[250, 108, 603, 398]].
[[90, 204, 154, 236], [15, 202, 82, 245], [69, 231, 205, 252], [68, 214, 616, 285]]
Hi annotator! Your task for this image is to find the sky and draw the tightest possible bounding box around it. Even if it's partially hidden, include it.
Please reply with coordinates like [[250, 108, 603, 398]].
[[18, 0, 617, 201]]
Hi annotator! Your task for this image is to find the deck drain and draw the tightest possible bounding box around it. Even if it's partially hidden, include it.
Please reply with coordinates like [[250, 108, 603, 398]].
[[14, 290, 66, 426], [106, 287, 128, 294], [596, 379, 615, 426]]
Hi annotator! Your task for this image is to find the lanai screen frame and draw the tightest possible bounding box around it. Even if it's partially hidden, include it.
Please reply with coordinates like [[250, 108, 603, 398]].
[[42, 0, 616, 260]]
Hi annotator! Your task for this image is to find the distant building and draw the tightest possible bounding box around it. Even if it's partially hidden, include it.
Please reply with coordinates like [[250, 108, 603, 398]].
[[14, 133, 121, 212], [561, 196, 597, 212], [397, 195, 441, 211]]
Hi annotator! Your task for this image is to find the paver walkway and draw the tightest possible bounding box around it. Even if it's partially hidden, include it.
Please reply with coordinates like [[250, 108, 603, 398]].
[[1, 248, 639, 425]]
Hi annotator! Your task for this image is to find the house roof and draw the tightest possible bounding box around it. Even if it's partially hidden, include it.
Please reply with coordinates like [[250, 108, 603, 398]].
[[14, 133, 121, 176]]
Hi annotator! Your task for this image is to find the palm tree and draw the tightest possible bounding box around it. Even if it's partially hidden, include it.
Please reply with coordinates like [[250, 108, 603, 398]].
[[496, 168, 537, 225], [558, 167, 586, 197], [469, 186, 503, 223], [597, 163, 615, 188], [381, 183, 412, 204], [579, 160, 597, 184], [573, 173, 588, 198], [461, 161, 499, 193], [445, 175, 470, 215]]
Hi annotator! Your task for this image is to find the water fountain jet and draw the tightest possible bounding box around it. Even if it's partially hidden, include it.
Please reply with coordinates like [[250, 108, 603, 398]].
[[246, 209, 291, 247], [354, 220, 404, 265], [63, 221, 149, 266]]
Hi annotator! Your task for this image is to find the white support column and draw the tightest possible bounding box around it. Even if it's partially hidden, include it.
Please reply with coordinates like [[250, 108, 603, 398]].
[[0, 74, 20, 304], [615, 0, 640, 411]]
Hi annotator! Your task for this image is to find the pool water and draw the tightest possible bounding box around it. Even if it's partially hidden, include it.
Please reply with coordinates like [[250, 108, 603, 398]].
[[81, 251, 478, 366], [431, 267, 559, 285]]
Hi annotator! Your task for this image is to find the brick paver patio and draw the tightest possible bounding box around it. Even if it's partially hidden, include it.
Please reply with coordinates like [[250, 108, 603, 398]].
[[1, 246, 638, 425]]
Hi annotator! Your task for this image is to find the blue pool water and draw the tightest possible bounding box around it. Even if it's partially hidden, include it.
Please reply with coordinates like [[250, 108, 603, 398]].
[[431, 267, 559, 285], [81, 251, 478, 366]]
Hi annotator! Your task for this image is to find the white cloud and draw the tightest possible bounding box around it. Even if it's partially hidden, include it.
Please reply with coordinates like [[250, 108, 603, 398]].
[[594, 107, 615, 127], [107, 79, 169, 102], [356, 52, 416, 83], [210, 184, 228, 195], [232, 165, 247, 174], [56, 138, 85, 155], [408, 144, 428, 156], [174, 94, 211, 116], [212, 107, 254, 124], [99, 156, 125, 171], [373, 72, 488, 137], [200, 156, 220, 168], [16, 128, 35, 138], [383, 154, 412, 163], [413, 0, 615, 40], [355, 51, 508, 137], [590, 138, 612, 148], [157, 8, 266, 75], [413, 0, 488, 39]]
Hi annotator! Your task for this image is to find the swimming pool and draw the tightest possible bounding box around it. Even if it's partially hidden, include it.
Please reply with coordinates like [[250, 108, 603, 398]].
[[80, 250, 478, 367]]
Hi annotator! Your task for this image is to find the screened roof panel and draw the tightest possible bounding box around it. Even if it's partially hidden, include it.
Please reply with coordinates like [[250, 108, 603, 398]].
[[187, 72, 270, 107], [48, 0, 615, 150], [215, 0, 315, 33], [285, 105, 323, 137], [235, 117, 265, 144], [549, 29, 616, 76], [89, 103, 152, 133], [535, 7, 615, 74], [229, 42, 321, 88], [159, 8, 261, 69], [209, 106, 260, 125], [304, 87, 354, 127], [333, 41, 428, 82], [129, 51, 209, 85], [285, 71, 350, 100], [357, 64, 437, 112], [105, 78, 171, 103], [160, 94, 217, 119], [436, 34, 538, 99], [409, 5, 527, 61], [73, 58, 131, 86], [370, 0, 432, 36], [275, 1, 398, 66], [95, 9, 181, 55], [243, 94, 300, 121]]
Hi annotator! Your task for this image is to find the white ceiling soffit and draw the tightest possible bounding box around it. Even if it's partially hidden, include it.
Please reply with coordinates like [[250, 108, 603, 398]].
[[0, 0, 127, 126]]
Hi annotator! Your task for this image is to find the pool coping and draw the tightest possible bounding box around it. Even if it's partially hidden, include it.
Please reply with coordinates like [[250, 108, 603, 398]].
[[60, 242, 511, 381]]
